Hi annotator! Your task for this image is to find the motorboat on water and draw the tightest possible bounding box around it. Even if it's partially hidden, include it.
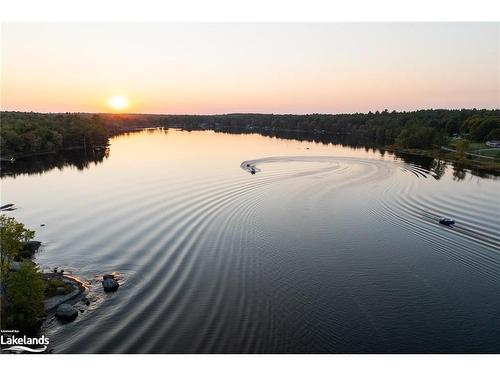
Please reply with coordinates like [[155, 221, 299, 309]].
[[246, 164, 256, 174], [439, 217, 455, 226]]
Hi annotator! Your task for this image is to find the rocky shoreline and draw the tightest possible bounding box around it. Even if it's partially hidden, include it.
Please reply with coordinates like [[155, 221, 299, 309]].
[[43, 273, 87, 311], [8, 238, 121, 325], [46, 272, 121, 323]]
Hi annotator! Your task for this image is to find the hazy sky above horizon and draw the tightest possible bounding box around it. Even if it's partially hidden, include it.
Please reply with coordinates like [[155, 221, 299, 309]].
[[2, 23, 499, 114]]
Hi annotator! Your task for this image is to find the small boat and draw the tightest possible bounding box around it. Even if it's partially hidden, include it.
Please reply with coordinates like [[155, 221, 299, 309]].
[[246, 164, 256, 174], [439, 217, 455, 226]]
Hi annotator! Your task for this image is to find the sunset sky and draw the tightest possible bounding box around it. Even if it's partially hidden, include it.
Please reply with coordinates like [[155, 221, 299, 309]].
[[1, 23, 499, 114]]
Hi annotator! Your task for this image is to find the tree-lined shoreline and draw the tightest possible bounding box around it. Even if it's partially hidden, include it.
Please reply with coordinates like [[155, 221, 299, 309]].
[[1, 112, 109, 158], [1, 109, 499, 172]]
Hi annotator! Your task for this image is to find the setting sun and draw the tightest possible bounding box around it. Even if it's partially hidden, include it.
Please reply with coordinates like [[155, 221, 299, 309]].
[[108, 95, 129, 111]]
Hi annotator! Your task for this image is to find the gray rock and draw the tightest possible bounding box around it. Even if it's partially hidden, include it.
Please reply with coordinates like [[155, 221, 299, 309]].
[[102, 278, 119, 292], [55, 303, 78, 322], [44, 280, 81, 311], [10, 261, 21, 272]]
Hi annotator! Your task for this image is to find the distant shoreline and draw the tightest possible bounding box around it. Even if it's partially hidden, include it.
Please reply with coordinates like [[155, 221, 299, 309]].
[[2, 127, 499, 176], [2, 109, 499, 175], [384, 146, 500, 174]]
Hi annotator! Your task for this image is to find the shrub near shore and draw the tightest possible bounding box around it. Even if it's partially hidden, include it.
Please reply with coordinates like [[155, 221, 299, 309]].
[[5, 261, 45, 333], [1, 215, 45, 333]]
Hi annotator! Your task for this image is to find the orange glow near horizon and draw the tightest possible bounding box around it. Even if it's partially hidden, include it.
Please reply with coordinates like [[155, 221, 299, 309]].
[[1, 23, 499, 114]]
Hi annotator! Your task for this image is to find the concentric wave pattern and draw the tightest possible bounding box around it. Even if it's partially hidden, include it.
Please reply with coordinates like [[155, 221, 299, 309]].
[[377, 161, 500, 283], [46, 155, 499, 353]]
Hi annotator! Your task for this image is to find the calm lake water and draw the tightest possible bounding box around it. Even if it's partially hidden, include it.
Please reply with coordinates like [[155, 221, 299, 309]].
[[2, 129, 500, 353]]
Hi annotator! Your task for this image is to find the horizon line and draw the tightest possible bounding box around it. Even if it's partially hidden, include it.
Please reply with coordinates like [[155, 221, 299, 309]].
[[1, 107, 499, 117]]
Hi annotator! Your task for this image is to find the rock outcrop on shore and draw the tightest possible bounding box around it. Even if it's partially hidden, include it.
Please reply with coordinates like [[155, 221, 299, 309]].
[[44, 275, 85, 311]]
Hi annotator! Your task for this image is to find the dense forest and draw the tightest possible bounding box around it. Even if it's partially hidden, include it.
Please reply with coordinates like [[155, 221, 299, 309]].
[[1, 109, 499, 158], [99, 109, 500, 149], [1, 112, 108, 157]]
